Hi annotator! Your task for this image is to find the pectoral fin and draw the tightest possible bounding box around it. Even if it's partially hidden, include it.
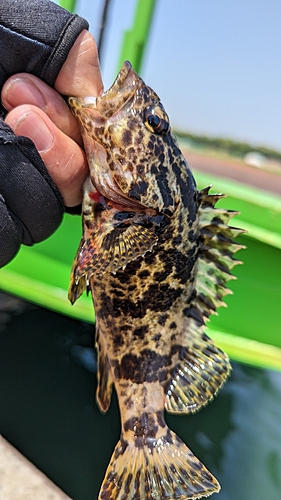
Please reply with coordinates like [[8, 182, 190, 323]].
[[69, 223, 158, 296], [104, 224, 158, 275]]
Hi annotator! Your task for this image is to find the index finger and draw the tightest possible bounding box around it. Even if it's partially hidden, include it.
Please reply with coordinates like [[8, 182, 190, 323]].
[[1, 74, 82, 146]]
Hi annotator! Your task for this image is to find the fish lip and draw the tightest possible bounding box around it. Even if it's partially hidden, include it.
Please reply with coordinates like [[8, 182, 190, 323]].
[[69, 61, 139, 118], [102, 60, 133, 99]]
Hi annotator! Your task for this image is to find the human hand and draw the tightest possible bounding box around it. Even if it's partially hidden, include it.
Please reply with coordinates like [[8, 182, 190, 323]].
[[1, 30, 103, 208]]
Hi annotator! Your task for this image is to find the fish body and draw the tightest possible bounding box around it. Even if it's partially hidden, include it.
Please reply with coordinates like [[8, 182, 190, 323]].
[[68, 62, 243, 499]]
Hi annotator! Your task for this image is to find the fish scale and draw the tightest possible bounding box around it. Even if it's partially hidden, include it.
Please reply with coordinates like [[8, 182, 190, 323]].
[[68, 61, 244, 499]]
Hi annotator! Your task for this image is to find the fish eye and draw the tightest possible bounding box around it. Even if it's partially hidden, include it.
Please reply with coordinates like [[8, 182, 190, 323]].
[[147, 114, 161, 129], [144, 107, 170, 135]]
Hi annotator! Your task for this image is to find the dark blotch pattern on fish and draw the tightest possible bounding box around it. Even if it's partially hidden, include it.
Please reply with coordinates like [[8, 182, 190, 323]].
[[114, 349, 176, 383], [68, 60, 243, 500]]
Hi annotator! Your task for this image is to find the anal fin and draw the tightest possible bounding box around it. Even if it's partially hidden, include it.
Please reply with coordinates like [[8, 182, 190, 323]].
[[96, 328, 113, 413]]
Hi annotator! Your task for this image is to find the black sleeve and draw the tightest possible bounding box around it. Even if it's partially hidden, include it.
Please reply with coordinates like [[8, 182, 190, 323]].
[[0, 0, 89, 90], [0, 122, 65, 266], [0, 0, 89, 267]]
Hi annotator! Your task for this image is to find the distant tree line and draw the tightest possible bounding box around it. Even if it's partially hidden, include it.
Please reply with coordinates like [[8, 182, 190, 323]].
[[174, 130, 281, 162]]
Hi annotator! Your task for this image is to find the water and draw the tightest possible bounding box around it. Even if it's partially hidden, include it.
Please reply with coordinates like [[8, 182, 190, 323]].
[[0, 292, 281, 500]]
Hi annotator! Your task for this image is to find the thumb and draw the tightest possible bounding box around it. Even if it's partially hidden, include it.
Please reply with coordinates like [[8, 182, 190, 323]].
[[54, 30, 103, 98]]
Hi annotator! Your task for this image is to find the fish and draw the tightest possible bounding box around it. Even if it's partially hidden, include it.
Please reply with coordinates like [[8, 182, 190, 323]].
[[68, 61, 244, 500]]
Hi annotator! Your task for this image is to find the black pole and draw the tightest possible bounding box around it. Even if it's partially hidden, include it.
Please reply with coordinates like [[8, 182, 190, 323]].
[[97, 0, 112, 65]]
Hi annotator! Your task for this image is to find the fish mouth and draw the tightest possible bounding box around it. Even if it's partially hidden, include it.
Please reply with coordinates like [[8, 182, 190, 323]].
[[69, 61, 139, 119], [69, 62, 156, 215]]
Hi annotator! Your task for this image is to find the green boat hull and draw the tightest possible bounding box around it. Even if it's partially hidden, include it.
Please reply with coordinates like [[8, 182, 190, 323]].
[[1, 170, 280, 371]]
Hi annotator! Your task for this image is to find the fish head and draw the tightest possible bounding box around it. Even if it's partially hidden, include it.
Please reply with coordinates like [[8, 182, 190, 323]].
[[69, 61, 194, 216]]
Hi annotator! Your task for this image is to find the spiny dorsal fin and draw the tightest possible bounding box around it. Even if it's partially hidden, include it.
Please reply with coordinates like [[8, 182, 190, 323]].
[[195, 186, 245, 323], [165, 186, 244, 414]]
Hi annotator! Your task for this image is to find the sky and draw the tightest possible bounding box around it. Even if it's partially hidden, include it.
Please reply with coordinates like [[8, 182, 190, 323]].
[[70, 0, 280, 151]]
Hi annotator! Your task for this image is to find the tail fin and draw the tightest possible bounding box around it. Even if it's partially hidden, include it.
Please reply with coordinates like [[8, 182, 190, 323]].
[[99, 429, 220, 499]]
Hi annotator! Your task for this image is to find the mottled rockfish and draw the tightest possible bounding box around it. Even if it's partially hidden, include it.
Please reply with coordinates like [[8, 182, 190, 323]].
[[68, 61, 243, 499]]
